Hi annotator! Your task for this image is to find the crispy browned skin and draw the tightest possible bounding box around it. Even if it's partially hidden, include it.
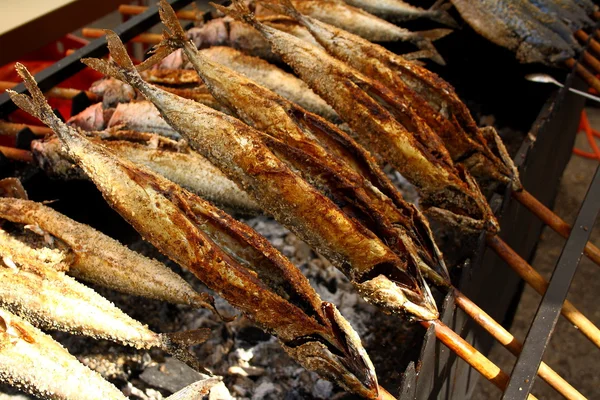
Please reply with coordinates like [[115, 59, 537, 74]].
[[272, 0, 521, 191], [218, 1, 497, 233], [32, 131, 259, 212], [9, 63, 380, 399], [88, 28, 439, 320], [145, 46, 337, 120], [157, 1, 448, 288]]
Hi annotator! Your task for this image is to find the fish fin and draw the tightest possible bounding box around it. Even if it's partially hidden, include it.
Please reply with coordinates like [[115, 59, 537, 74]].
[[260, 0, 303, 22], [136, 0, 190, 71], [412, 30, 452, 65], [210, 0, 260, 29], [81, 31, 141, 85], [429, 0, 459, 28], [7, 64, 62, 132], [161, 328, 213, 375]]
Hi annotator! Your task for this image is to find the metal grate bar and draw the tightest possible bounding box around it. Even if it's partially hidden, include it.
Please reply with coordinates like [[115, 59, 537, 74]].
[[0, 0, 193, 117], [503, 164, 600, 399]]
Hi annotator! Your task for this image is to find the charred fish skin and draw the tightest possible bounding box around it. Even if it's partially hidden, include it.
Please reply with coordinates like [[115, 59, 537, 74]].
[[155, 1, 449, 287], [218, 1, 497, 233], [0, 308, 128, 400], [8, 65, 381, 399], [451, 0, 575, 65]]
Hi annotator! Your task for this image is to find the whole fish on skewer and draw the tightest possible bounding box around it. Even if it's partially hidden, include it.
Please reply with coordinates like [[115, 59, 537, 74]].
[[267, 0, 520, 191], [0, 308, 128, 400], [217, 1, 497, 233], [82, 29, 439, 320], [0, 249, 210, 373], [8, 65, 384, 399], [529, 0, 594, 30], [451, 0, 576, 64], [342, 0, 458, 27], [255, 0, 452, 65], [0, 197, 237, 310], [31, 130, 259, 212], [150, 0, 449, 286]]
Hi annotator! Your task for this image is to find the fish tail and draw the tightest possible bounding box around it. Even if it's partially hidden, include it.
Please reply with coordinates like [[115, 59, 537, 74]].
[[210, 0, 260, 30], [429, 0, 459, 28], [81, 30, 141, 86], [261, 0, 304, 22], [412, 30, 452, 65], [7, 64, 62, 133], [161, 328, 212, 374]]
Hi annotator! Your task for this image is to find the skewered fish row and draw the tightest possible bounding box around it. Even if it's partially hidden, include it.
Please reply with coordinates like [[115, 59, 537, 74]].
[[7, 63, 393, 399], [450, 0, 597, 65]]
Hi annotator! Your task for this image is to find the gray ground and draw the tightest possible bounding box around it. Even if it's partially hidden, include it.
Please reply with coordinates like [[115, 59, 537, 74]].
[[476, 108, 600, 399]]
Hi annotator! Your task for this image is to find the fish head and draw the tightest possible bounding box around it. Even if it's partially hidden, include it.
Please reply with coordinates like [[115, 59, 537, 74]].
[[282, 302, 380, 399]]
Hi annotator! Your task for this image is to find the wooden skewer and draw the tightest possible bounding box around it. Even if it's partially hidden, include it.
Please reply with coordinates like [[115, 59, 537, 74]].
[[421, 319, 537, 399], [455, 290, 586, 399], [513, 190, 600, 267], [0, 146, 34, 163], [377, 386, 396, 400], [582, 51, 600, 75], [576, 31, 600, 58], [565, 58, 600, 94], [81, 28, 162, 45], [118, 4, 201, 21], [0, 121, 52, 136], [0, 81, 99, 102], [486, 234, 600, 348]]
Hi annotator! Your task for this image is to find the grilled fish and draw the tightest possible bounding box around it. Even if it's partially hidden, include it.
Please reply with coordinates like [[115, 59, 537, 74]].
[[451, 0, 575, 64], [262, 0, 452, 64], [9, 63, 381, 399], [154, 0, 449, 287], [530, 0, 594, 30], [31, 131, 259, 212], [342, 0, 458, 27], [0, 197, 225, 310], [271, 0, 520, 190], [218, 1, 497, 233], [148, 46, 338, 120], [0, 308, 128, 400]]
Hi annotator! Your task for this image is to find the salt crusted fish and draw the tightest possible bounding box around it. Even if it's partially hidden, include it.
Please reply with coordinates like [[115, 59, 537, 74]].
[[0, 254, 210, 374], [0, 198, 220, 311], [8, 64, 382, 399], [271, 0, 520, 191], [153, 0, 449, 287], [31, 131, 259, 212], [218, 1, 497, 233], [0, 308, 128, 400], [342, 0, 458, 27], [529, 0, 594, 30], [451, 0, 575, 64], [107, 101, 180, 138]]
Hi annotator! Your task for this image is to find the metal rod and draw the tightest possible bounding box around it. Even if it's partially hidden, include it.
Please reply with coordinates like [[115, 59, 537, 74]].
[[576, 30, 600, 58], [420, 319, 537, 399], [0, 121, 52, 136], [0, 0, 193, 117], [503, 165, 600, 399], [486, 234, 600, 348], [565, 58, 600, 95]]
